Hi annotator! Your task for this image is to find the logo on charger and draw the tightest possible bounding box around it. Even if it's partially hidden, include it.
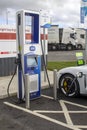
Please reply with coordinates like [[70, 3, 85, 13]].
[[30, 46, 36, 51]]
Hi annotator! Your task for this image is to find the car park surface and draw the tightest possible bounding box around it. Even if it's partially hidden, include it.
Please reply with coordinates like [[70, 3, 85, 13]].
[[48, 50, 85, 61], [0, 87, 87, 130]]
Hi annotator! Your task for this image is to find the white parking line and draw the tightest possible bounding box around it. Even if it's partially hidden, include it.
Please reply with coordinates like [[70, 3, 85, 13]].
[[69, 111, 87, 113], [33, 110, 63, 113], [4, 101, 81, 130], [60, 100, 73, 125], [34, 110, 87, 113], [62, 100, 87, 109], [41, 95, 87, 130], [75, 125, 87, 129], [41, 94, 54, 99]]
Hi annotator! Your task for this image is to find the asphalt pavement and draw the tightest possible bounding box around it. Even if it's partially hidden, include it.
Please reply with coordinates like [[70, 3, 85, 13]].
[[0, 88, 87, 130], [48, 50, 85, 61]]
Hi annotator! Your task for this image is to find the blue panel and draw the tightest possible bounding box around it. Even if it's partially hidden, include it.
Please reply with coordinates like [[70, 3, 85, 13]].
[[25, 12, 39, 44], [80, 7, 85, 23], [84, 6, 87, 16], [18, 55, 41, 100], [30, 56, 41, 99], [41, 23, 51, 28], [24, 54, 41, 100], [80, 6, 87, 23], [33, 14, 39, 43], [82, 0, 87, 2]]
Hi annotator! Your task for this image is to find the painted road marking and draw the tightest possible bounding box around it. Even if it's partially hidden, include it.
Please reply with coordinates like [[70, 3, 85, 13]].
[[41, 95, 87, 129], [3, 95, 87, 130], [33, 110, 64, 113], [34, 110, 87, 113], [4, 101, 81, 130], [41, 94, 54, 99], [60, 100, 73, 125], [62, 100, 87, 109], [75, 125, 87, 129]]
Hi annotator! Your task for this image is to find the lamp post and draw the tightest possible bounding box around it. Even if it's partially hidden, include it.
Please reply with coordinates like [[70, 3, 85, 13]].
[[6, 10, 10, 24]]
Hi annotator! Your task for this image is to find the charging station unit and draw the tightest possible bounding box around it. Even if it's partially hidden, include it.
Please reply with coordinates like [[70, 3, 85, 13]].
[[16, 10, 41, 100]]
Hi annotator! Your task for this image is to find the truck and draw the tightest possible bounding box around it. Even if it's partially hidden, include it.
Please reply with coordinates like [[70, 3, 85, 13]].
[[48, 25, 77, 51], [75, 28, 85, 50], [48, 25, 86, 51]]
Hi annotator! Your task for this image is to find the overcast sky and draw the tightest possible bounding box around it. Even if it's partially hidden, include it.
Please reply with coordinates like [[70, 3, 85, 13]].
[[0, 0, 82, 28]]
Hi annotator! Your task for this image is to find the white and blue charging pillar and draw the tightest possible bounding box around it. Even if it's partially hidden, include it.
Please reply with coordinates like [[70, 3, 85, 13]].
[[16, 10, 41, 100]]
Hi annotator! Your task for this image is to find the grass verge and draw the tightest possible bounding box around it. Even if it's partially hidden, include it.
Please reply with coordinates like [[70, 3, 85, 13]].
[[47, 61, 77, 71]]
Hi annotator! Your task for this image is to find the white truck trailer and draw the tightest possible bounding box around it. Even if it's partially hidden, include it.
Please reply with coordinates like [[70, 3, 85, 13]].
[[48, 25, 77, 51], [0, 25, 48, 76], [48, 25, 86, 51]]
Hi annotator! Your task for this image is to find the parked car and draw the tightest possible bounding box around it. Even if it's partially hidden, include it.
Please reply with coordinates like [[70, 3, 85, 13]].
[[57, 65, 87, 97]]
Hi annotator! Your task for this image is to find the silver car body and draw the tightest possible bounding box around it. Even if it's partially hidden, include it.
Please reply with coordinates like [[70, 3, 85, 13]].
[[57, 65, 87, 95]]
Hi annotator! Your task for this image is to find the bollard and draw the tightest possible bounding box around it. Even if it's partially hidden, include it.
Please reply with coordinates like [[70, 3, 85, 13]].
[[24, 74, 30, 109], [53, 69, 57, 100]]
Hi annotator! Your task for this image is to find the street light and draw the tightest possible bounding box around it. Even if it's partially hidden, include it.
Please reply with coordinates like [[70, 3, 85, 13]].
[[6, 10, 10, 24]]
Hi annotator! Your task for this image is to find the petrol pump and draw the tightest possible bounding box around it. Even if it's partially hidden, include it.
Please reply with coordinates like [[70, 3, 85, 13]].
[[16, 10, 41, 100]]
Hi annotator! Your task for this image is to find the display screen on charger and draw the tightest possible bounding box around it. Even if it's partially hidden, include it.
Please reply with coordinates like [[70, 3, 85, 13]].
[[27, 56, 37, 67]]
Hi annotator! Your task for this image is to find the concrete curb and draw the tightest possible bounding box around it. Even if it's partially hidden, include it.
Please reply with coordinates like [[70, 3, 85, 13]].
[[0, 71, 53, 99]]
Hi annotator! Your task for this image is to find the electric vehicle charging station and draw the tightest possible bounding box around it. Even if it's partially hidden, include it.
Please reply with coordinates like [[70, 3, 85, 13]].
[[16, 10, 42, 100]]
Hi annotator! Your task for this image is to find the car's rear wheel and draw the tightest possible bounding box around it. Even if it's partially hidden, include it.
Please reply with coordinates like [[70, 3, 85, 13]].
[[66, 44, 73, 51], [77, 44, 83, 50], [59, 74, 80, 97], [52, 45, 57, 51]]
